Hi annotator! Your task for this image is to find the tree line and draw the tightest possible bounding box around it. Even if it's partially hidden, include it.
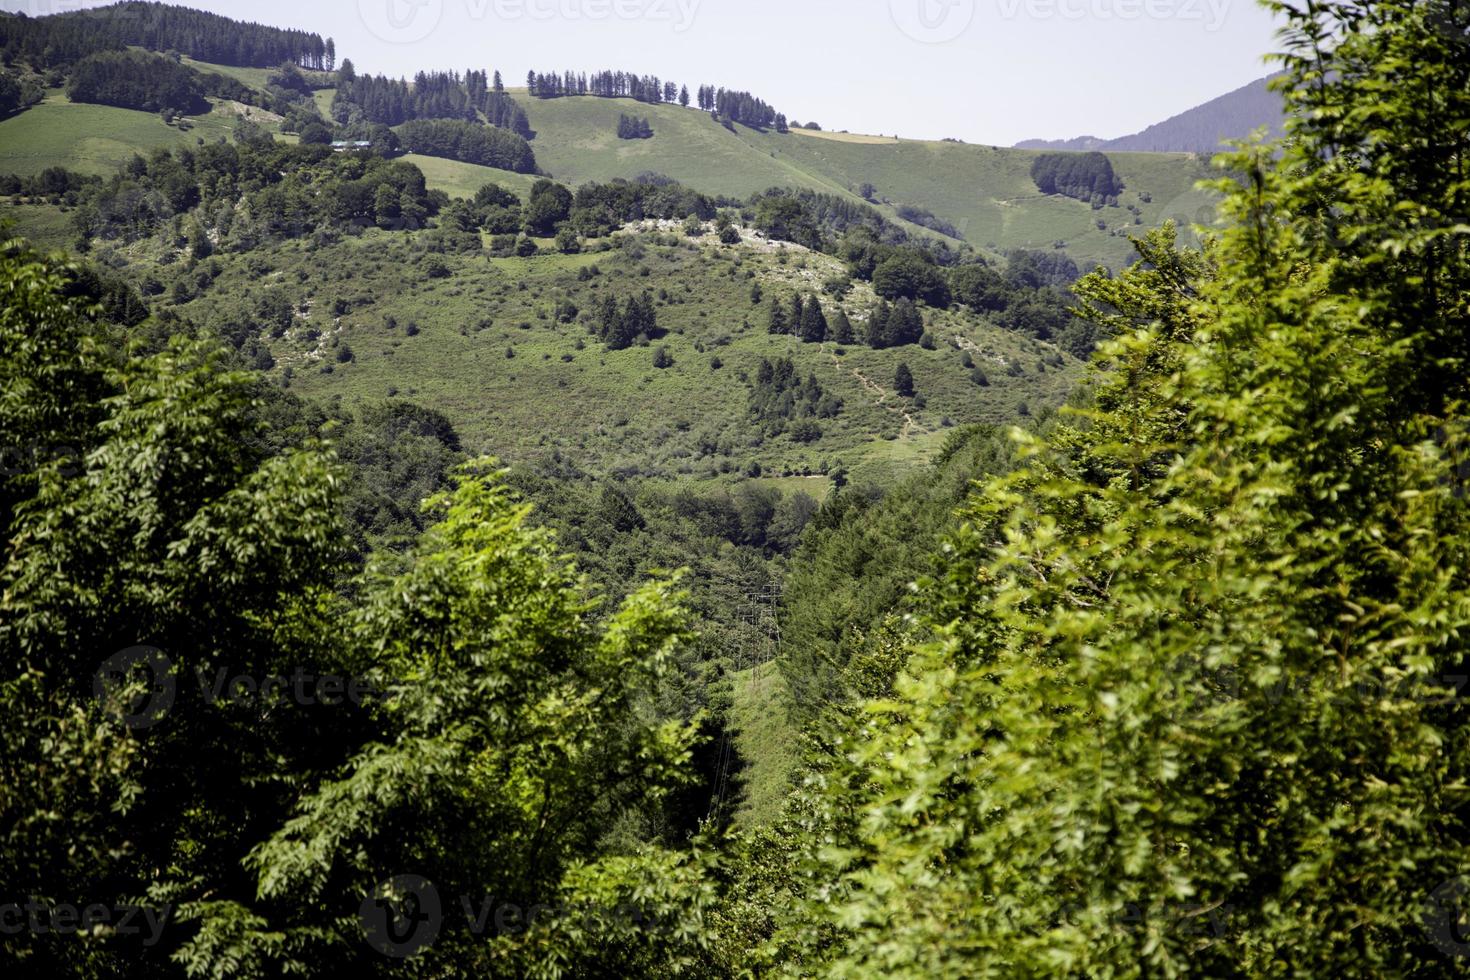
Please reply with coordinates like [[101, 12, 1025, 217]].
[[61, 124, 441, 248], [699, 85, 786, 130], [566, 176, 722, 237], [331, 67, 532, 139], [527, 68, 673, 104], [523, 69, 788, 131], [765, 292, 924, 350]]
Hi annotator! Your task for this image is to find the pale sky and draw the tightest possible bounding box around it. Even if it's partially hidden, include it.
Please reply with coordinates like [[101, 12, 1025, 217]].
[[4, 0, 1283, 145]]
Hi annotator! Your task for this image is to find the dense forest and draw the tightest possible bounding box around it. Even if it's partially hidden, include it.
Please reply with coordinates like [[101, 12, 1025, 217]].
[[65, 49, 208, 116], [0, 1, 331, 70], [3, 1, 1470, 977]]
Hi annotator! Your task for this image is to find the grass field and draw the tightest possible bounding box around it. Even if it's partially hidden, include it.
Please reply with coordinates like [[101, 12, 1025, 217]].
[[791, 129, 899, 145], [0, 202, 75, 251], [519, 94, 843, 198], [181, 58, 274, 91], [745, 128, 1220, 268], [400, 153, 539, 200], [0, 94, 239, 177], [313, 87, 335, 120]]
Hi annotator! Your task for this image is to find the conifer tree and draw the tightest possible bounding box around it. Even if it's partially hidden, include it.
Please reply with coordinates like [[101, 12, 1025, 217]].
[[884, 298, 923, 347], [866, 300, 890, 348], [799, 296, 828, 342], [892, 361, 914, 397], [831, 308, 854, 344]]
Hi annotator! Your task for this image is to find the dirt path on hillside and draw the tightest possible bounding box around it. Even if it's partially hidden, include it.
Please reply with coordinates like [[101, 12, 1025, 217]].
[[825, 347, 919, 438]]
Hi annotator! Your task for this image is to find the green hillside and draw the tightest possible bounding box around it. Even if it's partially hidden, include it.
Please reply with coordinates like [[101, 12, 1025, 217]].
[[0, 91, 245, 177], [0, 59, 1216, 270], [513, 92, 1216, 268], [754, 129, 1220, 267], [166, 223, 1079, 485], [515, 91, 840, 198], [181, 76, 1215, 268], [179, 56, 274, 90]]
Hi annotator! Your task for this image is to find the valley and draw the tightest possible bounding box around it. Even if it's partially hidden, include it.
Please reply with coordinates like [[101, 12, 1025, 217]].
[[6, 3, 1455, 976]]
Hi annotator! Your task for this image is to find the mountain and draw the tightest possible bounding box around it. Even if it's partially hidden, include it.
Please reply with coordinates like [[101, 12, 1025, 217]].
[[1012, 134, 1107, 152], [1016, 73, 1286, 155]]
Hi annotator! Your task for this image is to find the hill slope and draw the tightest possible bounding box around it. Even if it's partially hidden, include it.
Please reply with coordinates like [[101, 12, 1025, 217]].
[[507, 91, 1216, 268], [0, 90, 255, 177], [164, 223, 1080, 485], [0, 53, 1215, 271]]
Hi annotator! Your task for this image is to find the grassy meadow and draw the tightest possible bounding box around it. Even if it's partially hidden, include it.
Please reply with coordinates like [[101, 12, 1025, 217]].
[[0, 92, 241, 177]]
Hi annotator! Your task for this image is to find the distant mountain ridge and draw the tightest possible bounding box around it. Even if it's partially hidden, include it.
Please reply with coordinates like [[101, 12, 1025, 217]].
[[1016, 73, 1286, 154]]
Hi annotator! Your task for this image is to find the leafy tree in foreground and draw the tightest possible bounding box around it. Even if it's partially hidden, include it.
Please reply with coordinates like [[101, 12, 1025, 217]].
[[757, 2, 1470, 975], [187, 464, 700, 977], [0, 240, 344, 977], [0, 241, 704, 977]]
